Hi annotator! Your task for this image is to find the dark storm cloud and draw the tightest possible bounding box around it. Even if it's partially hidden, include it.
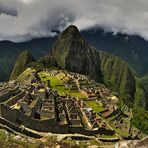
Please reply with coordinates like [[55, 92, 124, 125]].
[[0, 0, 148, 42]]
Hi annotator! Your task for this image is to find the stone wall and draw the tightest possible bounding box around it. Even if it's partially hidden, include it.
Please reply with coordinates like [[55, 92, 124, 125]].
[[104, 109, 120, 119], [0, 87, 19, 103], [17, 111, 57, 132], [0, 104, 60, 132], [1, 104, 17, 122], [6, 91, 26, 106], [0, 104, 115, 135], [68, 126, 115, 136], [30, 97, 42, 118], [0, 116, 41, 138]]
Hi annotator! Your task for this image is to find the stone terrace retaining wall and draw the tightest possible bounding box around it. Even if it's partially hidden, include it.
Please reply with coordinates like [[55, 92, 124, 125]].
[[0, 104, 57, 132], [6, 91, 26, 106], [0, 87, 20, 103], [0, 104, 115, 136], [68, 126, 115, 136], [0, 116, 41, 138]]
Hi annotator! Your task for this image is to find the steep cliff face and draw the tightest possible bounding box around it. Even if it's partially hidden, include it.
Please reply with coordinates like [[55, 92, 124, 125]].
[[10, 50, 35, 80], [99, 51, 136, 100], [52, 25, 102, 82]]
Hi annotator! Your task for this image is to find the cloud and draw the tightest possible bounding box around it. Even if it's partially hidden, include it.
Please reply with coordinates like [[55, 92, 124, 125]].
[[0, 0, 148, 42]]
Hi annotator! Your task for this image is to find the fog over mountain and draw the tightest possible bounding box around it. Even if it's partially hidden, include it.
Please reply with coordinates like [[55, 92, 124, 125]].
[[1, 0, 148, 42]]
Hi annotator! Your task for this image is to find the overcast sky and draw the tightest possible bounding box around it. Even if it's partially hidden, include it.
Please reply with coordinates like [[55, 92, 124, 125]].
[[0, 0, 148, 42]]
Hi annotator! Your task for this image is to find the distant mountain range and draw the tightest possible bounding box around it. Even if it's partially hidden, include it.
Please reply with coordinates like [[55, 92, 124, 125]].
[[0, 37, 56, 81], [0, 27, 148, 82], [81, 29, 148, 76]]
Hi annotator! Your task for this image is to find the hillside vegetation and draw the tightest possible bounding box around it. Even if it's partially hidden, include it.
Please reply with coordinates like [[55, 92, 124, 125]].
[[99, 51, 136, 100]]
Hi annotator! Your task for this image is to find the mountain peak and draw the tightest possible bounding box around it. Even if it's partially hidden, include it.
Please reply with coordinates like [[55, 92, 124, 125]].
[[10, 50, 35, 80], [63, 25, 79, 33], [59, 25, 81, 39], [51, 25, 102, 81]]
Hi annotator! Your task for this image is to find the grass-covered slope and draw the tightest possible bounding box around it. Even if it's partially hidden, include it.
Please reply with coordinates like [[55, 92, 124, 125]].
[[98, 52, 148, 133], [132, 106, 148, 134], [141, 75, 148, 92], [10, 50, 36, 80], [99, 51, 136, 100], [140, 75, 148, 109], [134, 78, 147, 108], [82, 28, 148, 76]]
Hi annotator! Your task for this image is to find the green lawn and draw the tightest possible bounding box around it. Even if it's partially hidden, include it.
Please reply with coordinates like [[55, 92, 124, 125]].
[[108, 115, 116, 121], [84, 100, 105, 113], [39, 72, 86, 98], [0, 129, 7, 140]]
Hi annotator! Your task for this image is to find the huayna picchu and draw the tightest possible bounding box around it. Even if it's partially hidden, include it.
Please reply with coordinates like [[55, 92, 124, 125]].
[[0, 25, 147, 147]]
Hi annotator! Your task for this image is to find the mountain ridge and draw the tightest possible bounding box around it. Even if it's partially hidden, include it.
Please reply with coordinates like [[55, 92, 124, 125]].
[[0, 27, 148, 81], [51, 25, 102, 82]]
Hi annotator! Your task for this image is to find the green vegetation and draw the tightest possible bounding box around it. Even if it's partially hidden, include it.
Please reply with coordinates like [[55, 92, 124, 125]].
[[52, 26, 81, 68], [10, 50, 35, 80], [99, 51, 148, 136], [84, 100, 105, 113], [141, 75, 148, 91], [134, 78, 146, 108], [10, 26, 146, 113], [27, 61, 44, 72], [39, 56, 58, 69], [0, 129, 7, 140], [99, 51, 136, 102], [107, 116, 116, 121], [39, 72, 86, 99], [0, 130, 104, 148], [50, 25, 102, 82], [0, 133, 58, 148], [132, 106, 148, 135], [141, 75, 148, 108]]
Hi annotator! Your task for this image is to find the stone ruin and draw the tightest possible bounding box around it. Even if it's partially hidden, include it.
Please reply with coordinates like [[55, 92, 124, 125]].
[[0, 79, 115, 136]]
